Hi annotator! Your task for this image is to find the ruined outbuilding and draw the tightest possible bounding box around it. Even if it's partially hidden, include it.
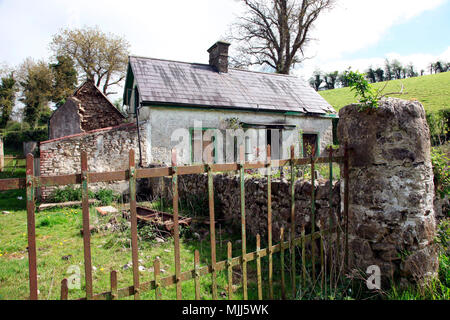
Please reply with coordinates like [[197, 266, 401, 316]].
[[48, 80, 125, 140]]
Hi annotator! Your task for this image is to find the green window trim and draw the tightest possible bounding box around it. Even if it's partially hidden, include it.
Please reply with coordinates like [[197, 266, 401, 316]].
[[189, 127, 219, 164]]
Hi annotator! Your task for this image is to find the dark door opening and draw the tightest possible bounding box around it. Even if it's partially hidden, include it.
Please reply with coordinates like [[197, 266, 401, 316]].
[[303, 134, 318, 157]]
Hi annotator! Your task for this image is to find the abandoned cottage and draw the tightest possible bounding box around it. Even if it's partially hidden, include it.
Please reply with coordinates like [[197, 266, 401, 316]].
[[40, 41, 337, 199], [123, 41, 337, 166]]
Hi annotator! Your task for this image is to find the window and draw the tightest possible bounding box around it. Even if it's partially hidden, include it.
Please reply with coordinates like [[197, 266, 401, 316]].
[[267, 129, 282, 160], [302, 133, 318, 157], [190, 128, 217, 164], [134, 86, 140, 113]]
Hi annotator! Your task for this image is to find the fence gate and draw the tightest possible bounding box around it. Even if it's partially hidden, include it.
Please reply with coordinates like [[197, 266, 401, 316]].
[[0, 144, 350, 300]]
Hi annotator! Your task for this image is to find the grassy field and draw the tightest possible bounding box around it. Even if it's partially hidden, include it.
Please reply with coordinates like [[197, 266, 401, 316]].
[[0, 192, 297, 300], [320, 72, 450, 113], [1, 187, 448, 300]]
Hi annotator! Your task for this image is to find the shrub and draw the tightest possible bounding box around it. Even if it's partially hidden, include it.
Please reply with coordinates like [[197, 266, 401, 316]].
[[48, 186, 119, 205], [431, 147, 450, 199], [344, 70, 379, 110], [427, 110, 449, 146], [95, 188, 119, 206]]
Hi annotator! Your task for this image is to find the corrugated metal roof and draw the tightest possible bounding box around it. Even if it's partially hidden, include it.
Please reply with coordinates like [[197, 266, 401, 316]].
[[129, 56, 335, 115]]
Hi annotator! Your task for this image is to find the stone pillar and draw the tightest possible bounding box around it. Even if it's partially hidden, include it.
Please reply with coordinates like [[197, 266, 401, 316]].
[[337, 98, 438, 287]]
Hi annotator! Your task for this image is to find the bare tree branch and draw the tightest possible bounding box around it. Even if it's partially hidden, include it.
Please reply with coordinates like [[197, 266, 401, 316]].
[[227, 0, 335, 74]]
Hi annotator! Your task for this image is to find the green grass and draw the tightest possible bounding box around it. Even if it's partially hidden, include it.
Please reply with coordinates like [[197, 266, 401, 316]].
[[0, 192, 269, 300], [320, 72, 450, 113], [1, 188, 448, 300]]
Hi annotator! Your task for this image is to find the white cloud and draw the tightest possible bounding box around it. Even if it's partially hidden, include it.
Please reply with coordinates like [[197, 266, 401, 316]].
[[296, 0, 448, 79], [0, 0, 447, 95]]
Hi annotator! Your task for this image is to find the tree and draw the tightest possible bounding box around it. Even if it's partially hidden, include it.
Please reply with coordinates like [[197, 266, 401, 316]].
[[406, 63, 418, 78], [309, 71, 323, 91], [433, 61, 447, 73], [365, 67, 376, 83], [50, 56, 78, 107], [391, 60, 403, 79], [228, 0, 336, 74], [18, 59, 53, 128], [0, 73, 18, 128], [50, 26, 130, 95], [324, 71, 338, 89], [384, 59, 393, 81], [374, 68, 384, 82], [338, 70, 350, 87]]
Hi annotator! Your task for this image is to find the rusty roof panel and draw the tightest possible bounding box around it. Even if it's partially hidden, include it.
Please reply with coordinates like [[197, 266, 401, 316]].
[[130, 56, 335, 115]]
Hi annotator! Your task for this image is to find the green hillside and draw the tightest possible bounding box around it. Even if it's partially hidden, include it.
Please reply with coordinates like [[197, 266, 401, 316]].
[[319, 72, 450, 113]]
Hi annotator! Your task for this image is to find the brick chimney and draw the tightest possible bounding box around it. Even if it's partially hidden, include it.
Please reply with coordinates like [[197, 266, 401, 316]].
[[208, 41, 230, 73]]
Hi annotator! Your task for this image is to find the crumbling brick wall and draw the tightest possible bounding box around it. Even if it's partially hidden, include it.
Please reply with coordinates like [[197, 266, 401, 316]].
[[75, 81, 125, 132], [49, 81, 125, 140]]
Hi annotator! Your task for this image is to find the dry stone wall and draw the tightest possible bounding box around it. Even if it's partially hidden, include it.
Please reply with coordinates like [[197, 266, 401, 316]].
[[148, 173, 340, 241]]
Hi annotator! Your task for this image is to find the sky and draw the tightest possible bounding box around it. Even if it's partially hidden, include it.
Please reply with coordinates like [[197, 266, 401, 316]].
[[0, 0, 449, 102]]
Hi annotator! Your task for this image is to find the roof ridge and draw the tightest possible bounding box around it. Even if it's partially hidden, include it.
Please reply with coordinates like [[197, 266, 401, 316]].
[[130, 55, 210, 67], [130, 55, 301, 79]]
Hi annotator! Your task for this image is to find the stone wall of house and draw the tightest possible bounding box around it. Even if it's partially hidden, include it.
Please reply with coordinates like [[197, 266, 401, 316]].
[[139, 106, 334, 166], [40, 122, 150, 201], [146, 173, 340, 241], [338, 98, 438, 287]]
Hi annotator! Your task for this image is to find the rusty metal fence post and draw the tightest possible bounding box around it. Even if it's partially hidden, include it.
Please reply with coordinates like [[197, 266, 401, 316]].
[[289, 145, 296, 299], [171, 149, 182, 300], [207, 163, 218, 299], [239, 145, 248, 300], [26, 154, 38, 300], [129, 149, 140, 299], [266, 145, 274, 299], [81, 151, 93, 299]]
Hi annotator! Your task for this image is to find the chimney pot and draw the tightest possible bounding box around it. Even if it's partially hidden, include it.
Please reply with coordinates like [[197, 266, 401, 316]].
[[208, 41, 230, 73]]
